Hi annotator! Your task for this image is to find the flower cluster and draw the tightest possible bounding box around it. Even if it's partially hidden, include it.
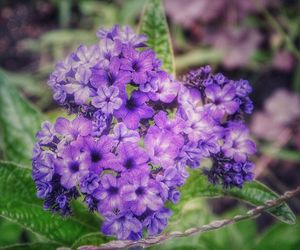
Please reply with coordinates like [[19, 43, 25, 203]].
[[180, 66, 256, 187], [33, 25, 256, 240]]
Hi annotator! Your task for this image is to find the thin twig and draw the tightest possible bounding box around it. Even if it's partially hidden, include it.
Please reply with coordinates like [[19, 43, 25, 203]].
[[78, 186, 300, 250]]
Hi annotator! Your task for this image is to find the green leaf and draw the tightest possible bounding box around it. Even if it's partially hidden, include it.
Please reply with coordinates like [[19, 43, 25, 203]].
[[0, 243, 59, 250], [170, 170, 296, 224], [0, 161, 100, 246], [256, 217, 300, 250], [0, 71, 44, 165], [139, 0, 175, 75]]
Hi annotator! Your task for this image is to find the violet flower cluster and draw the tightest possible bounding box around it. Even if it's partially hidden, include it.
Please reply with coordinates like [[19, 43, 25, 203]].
[[32, 25, 256, 240]]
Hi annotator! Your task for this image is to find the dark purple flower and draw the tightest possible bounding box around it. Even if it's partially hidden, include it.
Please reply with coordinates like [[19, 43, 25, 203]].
[[82, 136, 117, 174], [94, 174, 124, 213], [117, 142, 149, 175], [92, 111, 111, 137], [35, 180, 52, 199], [143, 208, 172, 236], [121, 173, 163, 216], [235, 79, 252, 97], [80, 173, 100, 194], [121, 47, 155, 84], [179, 142, 202, 168], [114, 91, 154, 129], [32, 151, 55, 182], [90, 57, 130, 89], [55, 145, 89, 188]]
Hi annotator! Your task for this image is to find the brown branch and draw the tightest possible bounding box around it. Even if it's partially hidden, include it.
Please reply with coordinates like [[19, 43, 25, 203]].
[[78, 186, 300, 250]]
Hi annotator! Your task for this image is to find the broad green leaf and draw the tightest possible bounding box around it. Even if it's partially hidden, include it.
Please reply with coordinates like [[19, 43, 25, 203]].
[[170, 170, 296, 224], [139, 0, 175, 75], [0, 161, 100, 246], [0, 71, 44, 165], [0, 243, 59, 250], [71, 232, 111, 249], [256, 217, 300, 250]]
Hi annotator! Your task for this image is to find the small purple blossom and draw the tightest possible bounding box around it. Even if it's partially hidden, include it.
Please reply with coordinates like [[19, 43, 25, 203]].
[[114, 91, 154, 129], [121, 173, 163, 216], [205, 83, 239, 119], [117, 142, 149, 175], [111, 122, 140, 144], [102, 212, 143, 240], [222, 122, 256, 162], [121, 47, 155, 84], [91, 86, 122, 114], [55, 145, 89, 189]]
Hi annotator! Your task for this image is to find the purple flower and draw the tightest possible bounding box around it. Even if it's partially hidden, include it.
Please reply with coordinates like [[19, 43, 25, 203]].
[[82, 136, 117, 174], [143, 208, 172, 235], [198, 133, 220, 157], [117, 26, 147, 48], [168, 189, 180, 203], [52, 83, 67, 104], [222, 122, 256, 162], [54, 116, 92, 141], [121, 47, 155, 84], [91, 86, 122, 114], [148, 72, 180, 103], [92, 111, 111, 137], [72, 44, 100, 69], [53, 55, 73, 83], [114, 91, 154, 129], [145, 126, 184, 168], [32, 151, 55, 182], [90, 57, 130, 89], [153, 111, 185, 135], [102, 212, 142, 240], [235, 79, 252, 97], [111, 122, 140, 144], [179, 142, 202, 168], [97, 25, 120, 40], [177, 85, 203, 111], [204, 158, 254, 188], [183, 108, 217, 142], [35, 180, 52, 199], [121, 173, 163, 216], [55, 145, 89, 188], [117, 142, 149, 175], [64, 67, 93, 105], [94, 174, 124, 213], [37, 121, 56, 145], [205, 83, 239, 119], [80, 173, 100, 194], [139, 71, 159, 93]]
